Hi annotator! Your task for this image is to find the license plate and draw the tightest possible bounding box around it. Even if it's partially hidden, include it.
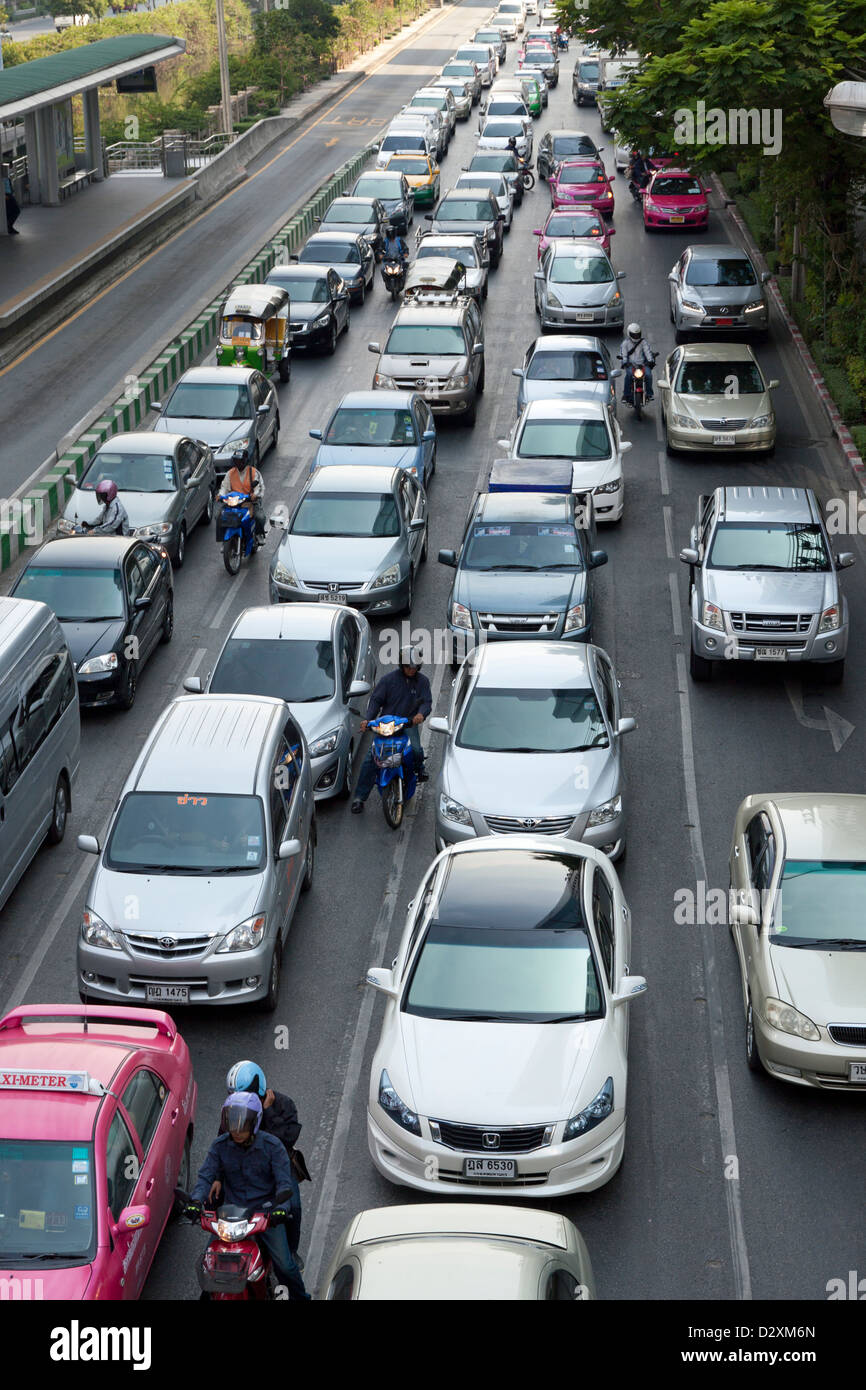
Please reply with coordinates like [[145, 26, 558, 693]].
[[669, 214, 685, 223], [571, 311, 594, 322], [754, 646, 787, 662], [713, 433, 736, 446], [145, 984, 189, 1004], [849, 1061, 866, 1082], [318, 591, 347, 604], [713, 317, 733, 325], [463, 1157, 517, 1178]]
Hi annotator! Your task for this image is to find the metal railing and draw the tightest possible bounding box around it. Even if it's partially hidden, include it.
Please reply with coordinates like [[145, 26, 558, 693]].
[[105, 131, 238, 175]]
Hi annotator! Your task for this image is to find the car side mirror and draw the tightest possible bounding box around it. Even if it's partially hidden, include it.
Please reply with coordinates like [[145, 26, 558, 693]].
[[835, 552, 856, 569], [656, 377, 669, 389], [767, 379, 780, 390], [533, 270, 543, 281], [610, 368, 623, 380], [425, 213, 434, 221], [309, 428, 323, 440], [269, 512, 287, 528], [512, 367, 525, 378], [589, 549, 608, 569], [365, 966, 399, 998], [256, 404, 270, 416], [668, 271, 678, 283], [616, 270, 626, 280], [409, 518, 426, 532], [421, 428, 437, 442], [151, 401, 163, 411], [730, 902, 758, 927], [77, 834, 100, 855], [680, 547, 699, 566], [619, 440, 632, 454], [612, 975, 647, 1006], [761, 270, 772, 283], [367, 342, 381, 353], [349, 679, 371, 697], [472, 342, 484, 355], [278, 838, 302, 860], [371, 144, 379, 153], [134, 596, 152, 611], [428, 715, 450, 734], [114, 1205, 150, 1240], [617, 716, 636, 736], [438, 548, 457, 567], [183, 676, 204, 694]]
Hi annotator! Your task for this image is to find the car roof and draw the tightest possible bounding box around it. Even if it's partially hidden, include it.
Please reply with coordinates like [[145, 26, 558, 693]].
[[556, 158, 604, 168], [350, 1203, 571, 1248], [474, 639, 592, 689], [268, 264, 329, 280], [676, 342, 758, 362], [719, 486, 815, 522], [306, 464, 400, 493], [549, 128, 596, 140], [688, 243, 753, 260], [303, 230, 366, 245], [24, 536, 137, 568], [173, 365, 256, 383], [328, 196, 377, 207], [523, 396, 606, 419], [651, 167, 695, 178], [352, 1241, 547, 1299], [477, 491, 571, 521], [136, 695, 283, 793], [531, 334, 605, 353], [356, 168, 404, 180], [394, 303, 466, 322], [767, 795, 866, 860], [549, 238, 608, 257], [421, 232, 479, 243], [331, 390, 417, 409], [95, 431, 184, 452], [228, 603, 337, 643]]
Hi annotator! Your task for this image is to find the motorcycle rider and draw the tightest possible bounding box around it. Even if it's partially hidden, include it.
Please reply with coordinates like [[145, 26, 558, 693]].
[[86, 479, 129, 536], [190, 1091, 309, 1300], [507, 134, 530, 172], [619, 321, 656, 404], [627, 148, 654, 199], [224, 1060, 309, 1255], [217, 451, 266, 541], [381, 221, 409, 267], [351, 645, 431, 814]]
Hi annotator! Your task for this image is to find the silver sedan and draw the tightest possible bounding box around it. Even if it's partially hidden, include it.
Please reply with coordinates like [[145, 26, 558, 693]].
[[512, 335, 621, 414], [429, 640, 635, 858], [534, 241, 626, 332]]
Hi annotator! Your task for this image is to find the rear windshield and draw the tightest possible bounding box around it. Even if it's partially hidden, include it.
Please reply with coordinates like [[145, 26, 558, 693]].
[[553, 136, 598, 157], [381, 134, 425, 152], [483, 121, 525, 138], [545, 213, 603, 238], [386, 157, 429, 175], [354, 176, 403, 199], [270, 274, 328, 302], [458, 174, 504, 194], [418, 242, 478, 266], [487, 101, 526, 115], [106, 792, 268, 873], [527, 349, 609, 382], [439, 198, 494, 220], [470, 154, 517, 174]]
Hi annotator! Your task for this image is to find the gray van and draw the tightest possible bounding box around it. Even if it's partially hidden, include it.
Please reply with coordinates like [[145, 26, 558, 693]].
[[76, 694, 315, 1011], [0, 597, 81, 913]]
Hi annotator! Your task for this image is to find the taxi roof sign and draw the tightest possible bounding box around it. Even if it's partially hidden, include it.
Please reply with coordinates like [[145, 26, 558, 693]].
[[0, 1068, 105, 1096]]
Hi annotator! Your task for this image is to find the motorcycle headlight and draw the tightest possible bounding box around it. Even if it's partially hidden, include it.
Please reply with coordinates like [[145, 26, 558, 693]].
[[272, 562, 298, 587], [378, 1069, 421, 1135], [818, 604, 841, 633], [134, 522, 173, 540], [702, 601, 724, 631], [219, 436, 250, 456], [309, 729, 341, 757], [81, 909, 122, 951], [587, 794, 621, 827], [451, 600, 472, 629], [563, 1077, 614, 1142], [749, 413, 773, 429], [313, 313, 332, 328], [217, 1218, 256, 1242], [78, 651, 119, 675], [216, 913, 267, 954], [763, 998, 820, 1041], [370, 563, 400, 590], [564, 603, 586, 632], [374, 373, 397, 389], [439, 792, 472, 825], [56, 518, 76, 535]]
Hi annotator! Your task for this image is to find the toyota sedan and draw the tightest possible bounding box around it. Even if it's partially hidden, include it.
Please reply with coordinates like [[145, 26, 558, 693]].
[[549, 160, 615, 216], [533, 207, 614, 260], [658, 342, 778, 455], [669, 244, 772, 341], [153, 366, 278, 471], [642, 168, 709, 232]]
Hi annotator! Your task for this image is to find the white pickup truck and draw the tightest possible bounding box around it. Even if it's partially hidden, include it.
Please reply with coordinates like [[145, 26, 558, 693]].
[[55, 13, 91, 32]]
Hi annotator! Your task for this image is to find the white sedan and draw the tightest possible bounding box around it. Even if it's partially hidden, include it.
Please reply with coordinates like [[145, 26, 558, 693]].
[[499, 396, 631, 522], [365, 837, 647, 1198]]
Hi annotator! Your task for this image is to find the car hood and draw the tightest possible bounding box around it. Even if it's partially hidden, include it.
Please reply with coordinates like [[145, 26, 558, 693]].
[[288, 698, 343, 747], [546, 279, 618, 307], [62, 619, 125, 666], [0, 1267, 93, 1300], [398, 1015, 606, 1121], [63, 489, 176, 529], [379, 352, 467, 376], [290, 302, 333, 325], [703, 570, 832, 614], [279, 534, 401, 582], [671, 390, 769, 424], [442, 745, 616, 817], [321, 218, 378, 239], [314, 444, 419, 471], [89, 867, 264, 937], [520, 379, 611, 408], [651, 193, 706, 209], [681, 283, 762, 309], [456, 568, 583, 611], [769, 945, 866, 1023], [153, 416, 251, 449]]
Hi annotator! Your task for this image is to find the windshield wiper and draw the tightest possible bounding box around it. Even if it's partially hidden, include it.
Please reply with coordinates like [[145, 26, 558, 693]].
[[732, 563, 787, 571], [537, 562, 579, 570], [545, 1014, 587, 1022], [476, 563, 537, 571], [811, 937, 866, 950], [59, 616, 119, 623]]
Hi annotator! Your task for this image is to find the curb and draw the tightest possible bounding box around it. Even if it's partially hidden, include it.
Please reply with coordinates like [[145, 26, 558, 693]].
[[712, 172, 866, 488]]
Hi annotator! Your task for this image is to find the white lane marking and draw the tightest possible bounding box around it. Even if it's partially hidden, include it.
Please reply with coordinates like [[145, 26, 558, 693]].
[[304, 659, 446, 1293], [668, 572, 682, 637], [663, 504, 675, 560], [784, 679, 855, 752], [658, 449, 670, 496], [0, 854, 94, 1015], [673, 646, 752, 1300], [209, 566, 253, 629]]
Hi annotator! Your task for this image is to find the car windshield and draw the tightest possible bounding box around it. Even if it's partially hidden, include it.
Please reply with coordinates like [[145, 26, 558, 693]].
[[471, 154, 517, 173], [105, 791, 267, 873], [439, 198, 494, 220], [299, 242, 361, 265], [483, 122, 525, 138], [488, 101, 525, 115], [771, 861, 866, 947], [458, 174, 504, 194], [558, 164, 605, 184], [291, 492, 400, 538], [418, 242, 478, 266], [708, 522, 831, 572], [387, 157, 429, 175], [80, 451, 178, 493], [323, 203, 374, 225], [0, 1141, 97, 1263], [211, 637, 335, 702], [553, 136, 597, 157], [270, 275, 329, 302], [326, 408, 417, 446], [458, 687, 608, 751], [578, 62, 599, 78], [675, 360, 764, 394], [439, 82, 469, 97], [686, 257, 757, 286], [405, 923, 603, 1022], [385, 324, 466, 354], [527, 349, 608, 382], [14, 565, 124, 620], [550, 254, 614, 284], [381, 134, 425, 153], [164, 382, 249, 419], [517, 419, 611, 459], [652, 176, 702, 196], [522, 51, 549, 64], [354, 177, 401, 199], [545, 213, 602, 238], [461, 520, 582, 570]]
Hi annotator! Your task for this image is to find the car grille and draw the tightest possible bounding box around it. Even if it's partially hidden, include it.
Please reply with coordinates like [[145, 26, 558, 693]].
[[129, 975, 210, 989], [395, 376, 449, 391], [434, 1120, 552, 1152], [828, 1024, 866, 1047], [289, 321, 307, 332], [439, 1167, 551, 1186], [484, 813, 574, 835], [729, 612, 812, 634], [700, 418, 748, 430], [733, 640, 807, 654], [123, 932, 217, 958], [478, 612, 559, 634], [302, 580, 364, 592]]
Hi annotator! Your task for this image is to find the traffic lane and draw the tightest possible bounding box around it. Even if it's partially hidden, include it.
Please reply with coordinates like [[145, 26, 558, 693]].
[[0, 0, 488, 489]]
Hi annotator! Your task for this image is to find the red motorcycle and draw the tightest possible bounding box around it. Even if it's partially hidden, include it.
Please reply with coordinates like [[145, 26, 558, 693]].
[[176, 1192, 282, 1300]]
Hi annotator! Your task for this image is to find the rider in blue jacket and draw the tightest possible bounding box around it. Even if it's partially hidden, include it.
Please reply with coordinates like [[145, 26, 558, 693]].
[[351, 646, 431, 813]]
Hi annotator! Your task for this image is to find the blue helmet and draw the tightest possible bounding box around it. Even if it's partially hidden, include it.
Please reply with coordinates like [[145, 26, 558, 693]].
[[220, 1091, 263, 1137], [225, 1059, 267, 1098]]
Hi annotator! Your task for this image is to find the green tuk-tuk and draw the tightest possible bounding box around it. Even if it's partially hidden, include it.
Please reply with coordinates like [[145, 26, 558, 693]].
[[216, 285, 291, 381]]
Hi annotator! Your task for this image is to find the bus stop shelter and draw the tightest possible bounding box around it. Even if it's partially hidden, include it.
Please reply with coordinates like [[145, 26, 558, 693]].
[[0, 34, 186, 231]]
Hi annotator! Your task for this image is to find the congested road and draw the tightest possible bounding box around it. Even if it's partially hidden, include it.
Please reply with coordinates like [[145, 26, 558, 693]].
[[2, 1, 865, 1302]]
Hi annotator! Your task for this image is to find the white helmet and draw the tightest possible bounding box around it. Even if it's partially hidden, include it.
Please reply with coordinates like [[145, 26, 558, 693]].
[[627, 322, 642, 340]]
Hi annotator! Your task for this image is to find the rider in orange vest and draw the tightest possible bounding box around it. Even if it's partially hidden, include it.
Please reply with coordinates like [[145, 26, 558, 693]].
[[218, 459, 266, 538]]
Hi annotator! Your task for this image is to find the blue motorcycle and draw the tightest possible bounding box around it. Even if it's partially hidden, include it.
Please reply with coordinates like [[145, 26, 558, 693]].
[[216, 490, 261, 576], [369, 715, 417, 828]]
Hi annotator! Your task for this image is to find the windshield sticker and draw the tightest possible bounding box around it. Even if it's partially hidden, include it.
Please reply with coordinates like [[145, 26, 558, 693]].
[[46, 1212, 68, 1229], [71, 1160, 89, 1173], [177, 794, 208, 806], [246, 851, 259, 863], [74, 1205, 91, 1221], [247, 836, 261, 846], [72, 1147, 88, 1161], [19, 1210, 45, 1230], [74, 1174, 89, 1186], [538, 527, 573, 537], [474, 525, 511, 536]]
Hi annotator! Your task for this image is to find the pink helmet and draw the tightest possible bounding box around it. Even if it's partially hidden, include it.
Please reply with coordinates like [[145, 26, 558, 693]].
[[96, 479, 118, 504]]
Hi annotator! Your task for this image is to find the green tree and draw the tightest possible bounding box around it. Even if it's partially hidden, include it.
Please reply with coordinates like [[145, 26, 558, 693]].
[[45, 0, 109, 18]]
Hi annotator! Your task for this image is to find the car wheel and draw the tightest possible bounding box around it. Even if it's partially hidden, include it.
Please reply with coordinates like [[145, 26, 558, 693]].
[[665, 431, 679, 457], [674, 328, 687, 345], [762, 443, 775, 458], [689, 646, 713, 682], [429, 447, 436, 478], [160, 592, 174, 645], [270, 413, 280, 455], [482, 280, 488, 301], [300, 826, 315, 892], [252, 443, 261, 471], [258, 939, 282, 1013], [200, 488, 214, 527], [820, 658, 845, 685], [171, 523, 186, 570], [477, 362, 485, 394], [420, 526, 429, 563], [401, 571, 415, 615], [325, 321, 338, 356], [338, 743, 354, 800], [464, 396, 477, 427], [46, 774, 70, 846], [177, 1135, 191, 1193], [745, 999, 762, 1072], [118, 659, 137, 711], [278, 356, 291, 383], [356, 280, 366, 307]]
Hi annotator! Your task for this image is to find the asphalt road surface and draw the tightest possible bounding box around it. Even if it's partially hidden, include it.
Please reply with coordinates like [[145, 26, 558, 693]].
[[2, 3, 865, 1301]]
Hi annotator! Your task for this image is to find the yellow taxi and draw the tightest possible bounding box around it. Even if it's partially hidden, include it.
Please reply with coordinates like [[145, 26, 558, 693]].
[[384, 152, 441, 207]]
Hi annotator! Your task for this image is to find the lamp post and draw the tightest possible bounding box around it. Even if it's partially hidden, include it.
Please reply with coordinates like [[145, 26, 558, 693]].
[[823, 81, 866, 137], [216, 0, 232, 137]]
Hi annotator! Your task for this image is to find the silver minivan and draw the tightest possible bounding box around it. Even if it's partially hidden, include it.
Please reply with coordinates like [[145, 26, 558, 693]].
[[0, 597, 80, 913], [76, 694, 315, 1011]]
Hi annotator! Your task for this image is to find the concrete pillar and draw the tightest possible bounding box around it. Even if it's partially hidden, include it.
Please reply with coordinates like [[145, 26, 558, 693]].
[[24, 111, 40, 203], [82, 89, 104, 180], [37, 106, 60, 205]]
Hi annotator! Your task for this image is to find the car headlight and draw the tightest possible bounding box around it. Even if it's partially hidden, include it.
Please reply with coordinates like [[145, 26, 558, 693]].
[[451, 600, 472, 629], [374, 373, 397, 389], [763, 998, 820, 1041], [370, 563, 400, 590], [681, 299, 703, 312], [564, 604, 586, 632], [81, 909, 122, 951], [749, 413, 773, 429], [56, 517, 76, 535], [702, 601, 724, 630], [818, 604, 841, 633], [219, 436, 250, 456], [216, 913, 267, 954], [439, 792, 472, 825], [602, 188, 613, 198], [313, 313, 332, 328], [134, 522, 173, 540], [272, 562, 298, 587], [546, 292, 562, 308], [563, 1077, 614, 1142], [587, 794, 621, 827], [744, 300, 765, 312], [594, 479, 621, 494], [449, 373, 471, 388], [378, 1069, 421, 1135], [671, 412, 695, 429], [610, 291, 621, 303], [309, 729, 341, 757], [78, 651, 119, 675]]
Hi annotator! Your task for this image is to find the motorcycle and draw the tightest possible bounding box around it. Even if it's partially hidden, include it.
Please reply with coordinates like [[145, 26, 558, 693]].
[[216, 490, 263, 576], [620, 359, 653, 422], [175, 1192, 284, 1301], [380, 258, 407, 300], [369, 714, 417, 828], [557, 32, 569, 50]]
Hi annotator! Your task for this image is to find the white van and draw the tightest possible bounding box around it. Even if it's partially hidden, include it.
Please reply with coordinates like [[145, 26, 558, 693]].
[[0, 598, 80, 913]]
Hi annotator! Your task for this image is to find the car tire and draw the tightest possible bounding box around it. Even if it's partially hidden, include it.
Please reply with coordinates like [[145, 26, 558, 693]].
[[674, 329, 688, 345], [200, 488, 214, 527], [118, 659, 137, 711], [252, 443, 261, 471], [171, 523, 186, 570], [464, 396, 477, 427], [338, 744, 354, 800], [689, 646, 713, 682], [46, 773, 70, 846], [420, 526, 429, 563], [820, 658, 845, 685], [482, 280, 488, 301], [160, 592, 174, 645], [258, 939, 282, 1013], [401, 571, 415, 615], [300, 825, 315, 892], [178, 1135, 191, 1193], [270, 413, 280, 455], [278, 356, 291, 383], [665, 431, 679, 457], [477, 362, 485, 394], [762, 443, 775, 458], [745, 999, 762, 1072], [325, 321, 338, 356], [356, 281, 366, 307], [429, 447, 436, 478]]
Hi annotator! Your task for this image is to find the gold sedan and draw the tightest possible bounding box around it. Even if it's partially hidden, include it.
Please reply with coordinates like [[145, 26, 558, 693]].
[[658, 341, 778, 456]]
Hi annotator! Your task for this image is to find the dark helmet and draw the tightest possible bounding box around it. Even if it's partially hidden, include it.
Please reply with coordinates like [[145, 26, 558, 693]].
[[96, 479, 118, 504], [220, 1091, 263, 1138], [400, 644, 423, 672]]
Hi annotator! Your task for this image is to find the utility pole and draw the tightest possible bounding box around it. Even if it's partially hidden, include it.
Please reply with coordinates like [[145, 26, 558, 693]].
[[215, 0, 232, 136]]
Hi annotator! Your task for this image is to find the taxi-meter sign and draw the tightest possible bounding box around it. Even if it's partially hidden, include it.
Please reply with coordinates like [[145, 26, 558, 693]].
[[0, 1069, 94, 1093]]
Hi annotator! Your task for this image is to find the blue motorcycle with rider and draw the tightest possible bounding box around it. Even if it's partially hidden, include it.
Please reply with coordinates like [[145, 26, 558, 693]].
[[216, 453, 266, 576], [351, 647, 430, 828]]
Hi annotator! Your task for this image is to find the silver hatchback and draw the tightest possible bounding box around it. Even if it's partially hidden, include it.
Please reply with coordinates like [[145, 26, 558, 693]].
[[535, 240, 626, 331], [513, 335, 620, 413]]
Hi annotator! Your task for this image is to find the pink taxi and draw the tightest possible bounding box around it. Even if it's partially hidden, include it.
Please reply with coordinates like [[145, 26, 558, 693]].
[[549, 159, 615, 216], [642, 168, 709, 231], [533, 207, 614, 261], [0, 1005, 196, 1300]]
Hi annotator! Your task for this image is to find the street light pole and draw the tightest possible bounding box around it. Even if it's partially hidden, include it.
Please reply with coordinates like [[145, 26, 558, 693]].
[[215, 0, 232, 137]]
